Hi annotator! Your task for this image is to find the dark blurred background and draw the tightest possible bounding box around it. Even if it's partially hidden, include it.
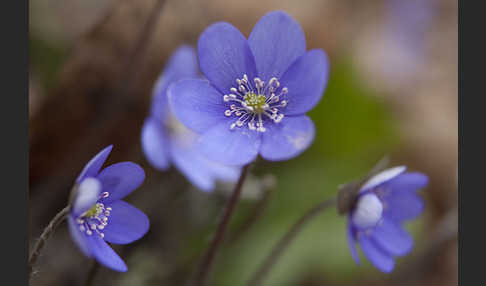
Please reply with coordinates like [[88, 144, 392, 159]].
[[29, 0, 457, 285]]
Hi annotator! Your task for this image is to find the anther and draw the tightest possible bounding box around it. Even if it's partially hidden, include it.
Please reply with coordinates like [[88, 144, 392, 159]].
[[225, 75, 289, 132]]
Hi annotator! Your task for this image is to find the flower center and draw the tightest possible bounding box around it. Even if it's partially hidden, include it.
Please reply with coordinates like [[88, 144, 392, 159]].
[[243, 92, 267, 113], [352, 193, 383, 229], [76, 191, 111, 238], [223, 74, 288, 132]]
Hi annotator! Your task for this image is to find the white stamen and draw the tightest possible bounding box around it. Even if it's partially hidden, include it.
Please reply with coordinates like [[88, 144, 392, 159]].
[[76, 194, 114, 240], [224, 75, 289, 133]]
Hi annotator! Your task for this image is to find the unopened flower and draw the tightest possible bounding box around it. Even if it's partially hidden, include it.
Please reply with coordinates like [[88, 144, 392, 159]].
[[141, 45, 241, 191], [169, 11, 329, 165], [346, 166, 428, 272], [68, 145, 149, 272]]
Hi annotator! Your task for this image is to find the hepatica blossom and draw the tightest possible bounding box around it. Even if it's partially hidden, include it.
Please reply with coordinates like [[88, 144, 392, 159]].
[[347, 166, 428, 272], [68, 145, 149, 272], [169, 11, 329, 165], [141, 45, 240, 191]]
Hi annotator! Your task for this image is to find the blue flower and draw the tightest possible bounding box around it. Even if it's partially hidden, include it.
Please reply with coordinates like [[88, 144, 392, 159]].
[[168, 11, 329, 165], [68, 145, 149, 272], [141, 45, 241, 191], [346, 166, 428, 273]]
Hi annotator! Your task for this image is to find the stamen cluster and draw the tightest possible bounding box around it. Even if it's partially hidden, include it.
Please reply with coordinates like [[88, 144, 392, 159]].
[[76, 191, 112, 238], [223, 74, 288, 132]]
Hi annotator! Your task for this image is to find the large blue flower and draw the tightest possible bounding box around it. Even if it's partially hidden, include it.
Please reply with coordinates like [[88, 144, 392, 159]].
[[68, 145, 149, 272], [169, 11, 329, 165], [346, 166, 428, 273], [141, 45, 241, 191]]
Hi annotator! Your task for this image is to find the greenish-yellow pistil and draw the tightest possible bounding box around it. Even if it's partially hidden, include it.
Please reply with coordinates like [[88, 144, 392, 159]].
[[244, 92, 266, 113], [84, 203, 103, 218], [223, 74, 288, 132]]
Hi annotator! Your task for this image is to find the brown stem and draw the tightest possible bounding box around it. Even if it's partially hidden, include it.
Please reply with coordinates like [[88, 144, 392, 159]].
[[247, 197, 337, 286], [193, 164, 251, 286], [29, 205, 71, 279]]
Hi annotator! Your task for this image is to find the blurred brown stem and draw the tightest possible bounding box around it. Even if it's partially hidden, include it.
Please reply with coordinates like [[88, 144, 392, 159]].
[[29, 205, 70, 279], [247, 196, 337, 286], [193, 164, 251, 286]]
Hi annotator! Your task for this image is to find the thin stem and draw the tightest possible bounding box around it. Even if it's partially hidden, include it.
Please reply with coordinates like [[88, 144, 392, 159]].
[[247, 196, 337, 286], [193, 164, 251, 286], [29, 205, 71, 278], [84, 260, 100, 286]]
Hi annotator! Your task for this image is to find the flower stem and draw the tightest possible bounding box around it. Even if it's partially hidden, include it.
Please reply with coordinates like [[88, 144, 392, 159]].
[[29, 205, 71, 279], [193, 164, 251, 286], [247, 196, 337, 286]]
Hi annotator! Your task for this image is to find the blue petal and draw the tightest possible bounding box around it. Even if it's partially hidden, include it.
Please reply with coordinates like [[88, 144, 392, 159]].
[[169, 132, 241, 192], [86, 235, 127, 272], [198, 121, 261, 166], [198, 22, 257, 94], [203, 158, 241, 183], [385, 172, 429, 192], [260, 115, 315, 161], [76, 145, 113, 183], [381, 172, 427, 222], [360, 166, 407, 193], [170, 135, 216, 191], [102, 201, 150, 245], [279, 50, 330, 116], [97, 162, 145, 204], [151, 45, 199, 122], [371, 218, 413, 256], [169, 79, 226, 133], [67, 216, 92, 257], [248, 11, 306, 82], [384, 192, 424, 222], [141, 117, 171, 170], [72, 177, 102, 216], [358, 235, 395, 273], [347, 218, 360, 265]]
